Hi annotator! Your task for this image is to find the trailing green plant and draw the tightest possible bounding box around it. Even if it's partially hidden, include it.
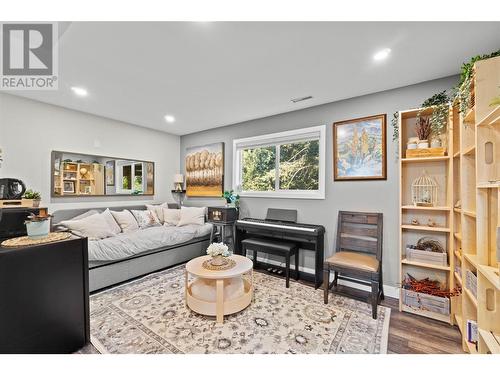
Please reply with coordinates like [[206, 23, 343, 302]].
[[456, 50, 500, 113], [416, 90, 450, 140], [23, 189, 41, 200], [390, 111, 399, 142]]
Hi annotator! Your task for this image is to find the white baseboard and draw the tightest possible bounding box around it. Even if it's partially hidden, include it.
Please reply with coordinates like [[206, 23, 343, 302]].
[[254, 255, 399, 300]]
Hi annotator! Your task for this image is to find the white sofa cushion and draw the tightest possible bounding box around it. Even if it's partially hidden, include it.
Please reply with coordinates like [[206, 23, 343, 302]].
[[190, 277, 244, 302], [177, 206, 205, 227], [101, 208, 121, 234], [163, 208, 181, 226], [60, 213, 116, 240], [110, 210, 139, 233], [146, 202, 170, 223], [131, 209, 161, 229]]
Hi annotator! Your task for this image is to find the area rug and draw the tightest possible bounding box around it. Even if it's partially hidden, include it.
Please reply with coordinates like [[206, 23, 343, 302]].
[[89, 265, 390, 354]]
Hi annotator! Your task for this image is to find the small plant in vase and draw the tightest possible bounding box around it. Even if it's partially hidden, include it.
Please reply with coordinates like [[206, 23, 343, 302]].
[[222, 190, 240, 208], [415, 117, 431, 149], [206, 242, 230, 266], [23, 189, 42, 207]]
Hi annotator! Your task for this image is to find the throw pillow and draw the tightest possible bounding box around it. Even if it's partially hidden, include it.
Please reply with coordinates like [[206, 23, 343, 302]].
[[146, 203, 170, 223], [162, 208, 181, 226], [101, 208, 122, 234], [177, 206, 206, 226], [131, 209, 161, 229], [111, 210, 139, 233], [60, 213, 116, 240]]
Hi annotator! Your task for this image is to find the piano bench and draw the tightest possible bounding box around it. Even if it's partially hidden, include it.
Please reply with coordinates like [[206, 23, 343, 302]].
[[241, 238, 299, 288]]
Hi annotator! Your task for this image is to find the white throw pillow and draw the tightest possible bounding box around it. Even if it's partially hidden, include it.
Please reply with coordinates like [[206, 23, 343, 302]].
[[101, 208, 122, 234], [111, 210, 139, 233], [163, 208, 181, 226], [131, 209, 161, 229], [60, 213, 116, 240], [177, 206, 206, 226], [146, 203, 170, 223]]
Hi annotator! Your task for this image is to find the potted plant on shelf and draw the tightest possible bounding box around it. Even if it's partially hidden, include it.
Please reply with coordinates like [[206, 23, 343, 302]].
[[206, 242, 230, 266], [23, 189, 42, 207], [24, 213, 52, 239], [222, 190, 240, 208], [415, 117, 431, 149]]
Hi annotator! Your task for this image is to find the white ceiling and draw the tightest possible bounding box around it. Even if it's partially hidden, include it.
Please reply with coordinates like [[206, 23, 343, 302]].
[[10, 22, 500, 135]]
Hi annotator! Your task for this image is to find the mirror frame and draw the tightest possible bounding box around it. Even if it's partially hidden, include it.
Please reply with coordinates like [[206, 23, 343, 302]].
[[50, 150, 155, 198]]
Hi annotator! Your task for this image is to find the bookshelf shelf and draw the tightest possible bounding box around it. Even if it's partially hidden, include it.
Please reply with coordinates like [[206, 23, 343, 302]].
[[401, 258, 450, 271], [401, 205, 451, 211], [401, 156, 450, 163], [464, 287, 478, 308], [462, 145, 476, 156], [401, 225, 450, 233], [463, 106, 475, 123], [478, 329, 500, 354], [476, 105, 500, 127]]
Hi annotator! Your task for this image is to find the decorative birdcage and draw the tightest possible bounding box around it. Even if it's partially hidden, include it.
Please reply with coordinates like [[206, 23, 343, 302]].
[[412, 170, 438, 207]]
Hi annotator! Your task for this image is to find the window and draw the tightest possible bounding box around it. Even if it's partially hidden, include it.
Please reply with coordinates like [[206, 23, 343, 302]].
[[117, 161, 145, 194], [233, 125, 325, 199]]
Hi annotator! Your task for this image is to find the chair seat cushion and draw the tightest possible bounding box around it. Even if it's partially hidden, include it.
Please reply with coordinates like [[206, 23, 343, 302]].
[[325, 251, 379, 272], [241, 238, 296, 252]]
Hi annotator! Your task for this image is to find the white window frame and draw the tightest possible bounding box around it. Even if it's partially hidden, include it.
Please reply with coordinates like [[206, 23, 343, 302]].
[[232, 125, 326, 199], [116, 161, 145, 194]]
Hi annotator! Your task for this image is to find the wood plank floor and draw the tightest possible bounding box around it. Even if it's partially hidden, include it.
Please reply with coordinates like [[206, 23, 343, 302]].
[[319, 282, 464, 354]]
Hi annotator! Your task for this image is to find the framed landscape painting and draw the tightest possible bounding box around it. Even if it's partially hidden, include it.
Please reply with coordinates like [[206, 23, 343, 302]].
[[185, 142, 224, 197], [333, 114, 387, 181]]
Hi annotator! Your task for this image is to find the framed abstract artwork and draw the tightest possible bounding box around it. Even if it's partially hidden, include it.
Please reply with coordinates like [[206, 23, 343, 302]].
[[333, 114, 387, 181], [185, 142, 224, 197]]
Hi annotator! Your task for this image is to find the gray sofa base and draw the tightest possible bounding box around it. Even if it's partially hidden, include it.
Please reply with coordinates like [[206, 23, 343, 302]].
[[89, 237, 210, 292]]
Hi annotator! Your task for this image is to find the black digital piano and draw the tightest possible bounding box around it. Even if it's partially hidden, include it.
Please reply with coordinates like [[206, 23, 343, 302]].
[[234, 208, 325, 289]]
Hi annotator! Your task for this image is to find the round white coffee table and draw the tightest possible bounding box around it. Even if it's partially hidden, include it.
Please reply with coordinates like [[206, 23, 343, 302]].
[[185, 255, 253, 323]]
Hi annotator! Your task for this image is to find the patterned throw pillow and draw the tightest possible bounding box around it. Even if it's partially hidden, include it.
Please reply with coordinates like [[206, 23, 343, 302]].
[[131, 209, 161, 229]]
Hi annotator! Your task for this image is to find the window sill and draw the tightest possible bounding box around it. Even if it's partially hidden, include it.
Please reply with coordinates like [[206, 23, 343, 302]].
[[238, 191, 325, 200]]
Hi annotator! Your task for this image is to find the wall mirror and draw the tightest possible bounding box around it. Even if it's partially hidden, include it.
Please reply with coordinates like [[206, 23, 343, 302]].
[[51, 151, 154, 197]]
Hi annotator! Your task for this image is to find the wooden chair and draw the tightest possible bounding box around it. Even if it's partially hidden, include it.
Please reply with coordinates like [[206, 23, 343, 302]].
[[323, 211, 383, 319]]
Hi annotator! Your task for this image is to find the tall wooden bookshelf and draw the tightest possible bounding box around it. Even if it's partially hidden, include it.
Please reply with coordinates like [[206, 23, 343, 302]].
[[398, 105, 455, 324], [452, 56, 500, 354]]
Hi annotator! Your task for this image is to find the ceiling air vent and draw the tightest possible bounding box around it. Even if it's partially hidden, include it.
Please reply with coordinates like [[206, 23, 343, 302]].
[[291, 95, 313, 103]]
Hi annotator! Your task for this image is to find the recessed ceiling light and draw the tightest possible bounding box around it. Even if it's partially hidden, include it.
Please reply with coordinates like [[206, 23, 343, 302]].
[[373, 48, 391, 61], [164, 115, 175, 123], [71, 86, 88, 97]]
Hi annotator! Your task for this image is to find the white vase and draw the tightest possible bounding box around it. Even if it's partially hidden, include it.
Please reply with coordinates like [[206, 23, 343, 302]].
[[417, 141, 429, 149]]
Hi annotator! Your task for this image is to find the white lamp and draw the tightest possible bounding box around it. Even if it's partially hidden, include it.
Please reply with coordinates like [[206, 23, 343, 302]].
[[174, 174, 184, 191]]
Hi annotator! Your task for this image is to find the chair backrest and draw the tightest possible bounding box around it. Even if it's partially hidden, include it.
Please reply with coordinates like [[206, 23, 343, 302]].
[[336, 211, 383, 261], [266, 208, 297, 223]]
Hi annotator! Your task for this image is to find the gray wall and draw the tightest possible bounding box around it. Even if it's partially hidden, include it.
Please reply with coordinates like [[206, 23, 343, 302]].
[[180, 75, 458, 288], [0, 93, 180, 211]]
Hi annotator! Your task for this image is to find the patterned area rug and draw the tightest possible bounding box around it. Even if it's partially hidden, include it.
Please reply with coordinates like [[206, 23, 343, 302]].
[[89, 265, 390, 354]]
